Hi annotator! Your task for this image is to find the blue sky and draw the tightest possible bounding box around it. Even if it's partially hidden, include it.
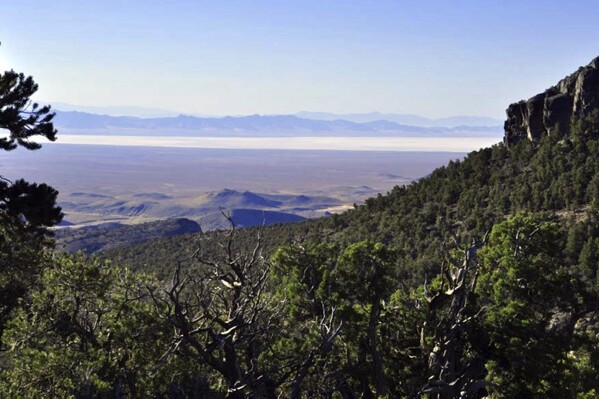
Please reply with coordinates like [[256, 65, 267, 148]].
[[1, 1, 598, 118]]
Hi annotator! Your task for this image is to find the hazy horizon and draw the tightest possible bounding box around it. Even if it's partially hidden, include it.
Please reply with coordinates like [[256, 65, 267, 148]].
[[2, 1, 598, 119], [48, 101, 504, 124]]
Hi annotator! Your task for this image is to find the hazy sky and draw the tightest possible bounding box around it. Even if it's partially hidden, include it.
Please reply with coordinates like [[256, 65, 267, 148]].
[[1, 1, 598, 118]]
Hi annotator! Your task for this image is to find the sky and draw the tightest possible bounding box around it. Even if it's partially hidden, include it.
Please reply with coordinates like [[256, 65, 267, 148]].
[[1, 1, 599, 119]]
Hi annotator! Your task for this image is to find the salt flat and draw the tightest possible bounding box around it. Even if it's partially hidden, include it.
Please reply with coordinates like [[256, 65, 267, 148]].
[[53, 135, 499, 152]]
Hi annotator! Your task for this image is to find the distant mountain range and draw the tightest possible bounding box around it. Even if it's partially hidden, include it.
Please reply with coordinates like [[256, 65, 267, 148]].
[[295, 112, 502, 128], [46, 103, 503, 128], [49, 102, 183, 118], [53, 110, 502, 137]]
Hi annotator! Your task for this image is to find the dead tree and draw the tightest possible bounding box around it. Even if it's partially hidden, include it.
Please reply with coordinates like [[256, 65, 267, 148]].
[[150, 212, 341, 399], [419, 236, 488, 399]]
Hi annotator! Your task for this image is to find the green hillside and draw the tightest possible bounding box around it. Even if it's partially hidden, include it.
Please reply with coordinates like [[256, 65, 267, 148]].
[[85, 111, 599, 397], [55, 218, 201, 254], [3, 59, 599, 398], [104, 113, 599, 284]]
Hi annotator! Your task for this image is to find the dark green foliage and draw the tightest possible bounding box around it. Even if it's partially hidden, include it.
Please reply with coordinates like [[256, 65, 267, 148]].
[[0, 254, 203, 398], [268, 213, 599, 398], [0, 178, 62, 231], [103, 224, 300, 279], [0, 219, 53, 342], [271, 241, 400, 397], [0, 69, 63, 232], [0, 67, 62, 343], [412, 213, 599, 398], [7, 213, 599, 398], [0, 70, 57, 151], [477, 214, 581, 397], [55, 218, 201, 254]]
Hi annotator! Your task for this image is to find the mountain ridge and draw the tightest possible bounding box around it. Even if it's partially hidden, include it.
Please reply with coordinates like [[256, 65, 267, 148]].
[[505, 55, 599, 145], [47, 102, 501, 127], [52, 110, 502, 137], [295, 111, 502, 127]]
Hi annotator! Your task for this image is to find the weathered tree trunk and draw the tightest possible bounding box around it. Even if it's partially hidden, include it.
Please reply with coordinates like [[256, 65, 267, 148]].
[[419, 240, 487, 398], [366, 301, 388, 397]]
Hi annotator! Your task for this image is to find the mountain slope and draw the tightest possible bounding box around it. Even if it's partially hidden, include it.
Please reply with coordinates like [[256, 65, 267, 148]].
[[55, 218, 201, 253], [104, 103, 599, 283]]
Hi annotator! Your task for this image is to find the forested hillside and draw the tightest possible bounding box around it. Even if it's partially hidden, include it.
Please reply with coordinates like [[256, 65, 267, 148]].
[[2, 59, 599, 398], [55, 218, 201, 254], [106, 111, 599, 285], [96, 105, 599, 398]]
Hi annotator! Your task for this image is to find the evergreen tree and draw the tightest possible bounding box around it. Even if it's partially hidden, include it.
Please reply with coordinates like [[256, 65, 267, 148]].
[[0, 63, 63, 341], [0, 68, 62, 232]]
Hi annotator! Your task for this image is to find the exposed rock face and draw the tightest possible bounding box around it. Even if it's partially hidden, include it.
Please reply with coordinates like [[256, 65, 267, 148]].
[[504, 56, 599, 145]]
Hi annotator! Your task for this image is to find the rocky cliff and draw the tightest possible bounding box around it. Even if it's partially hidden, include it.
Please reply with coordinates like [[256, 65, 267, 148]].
[[504, 56, 599, 145]]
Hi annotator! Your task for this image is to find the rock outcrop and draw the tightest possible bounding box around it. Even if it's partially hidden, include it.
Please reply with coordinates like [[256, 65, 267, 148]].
[[504, 56, 599, 145]]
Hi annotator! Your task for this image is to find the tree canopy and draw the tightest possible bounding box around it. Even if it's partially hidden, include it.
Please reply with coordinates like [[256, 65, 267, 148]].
[[0, 68, 62, 231], [0, 66, 62, 344]]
